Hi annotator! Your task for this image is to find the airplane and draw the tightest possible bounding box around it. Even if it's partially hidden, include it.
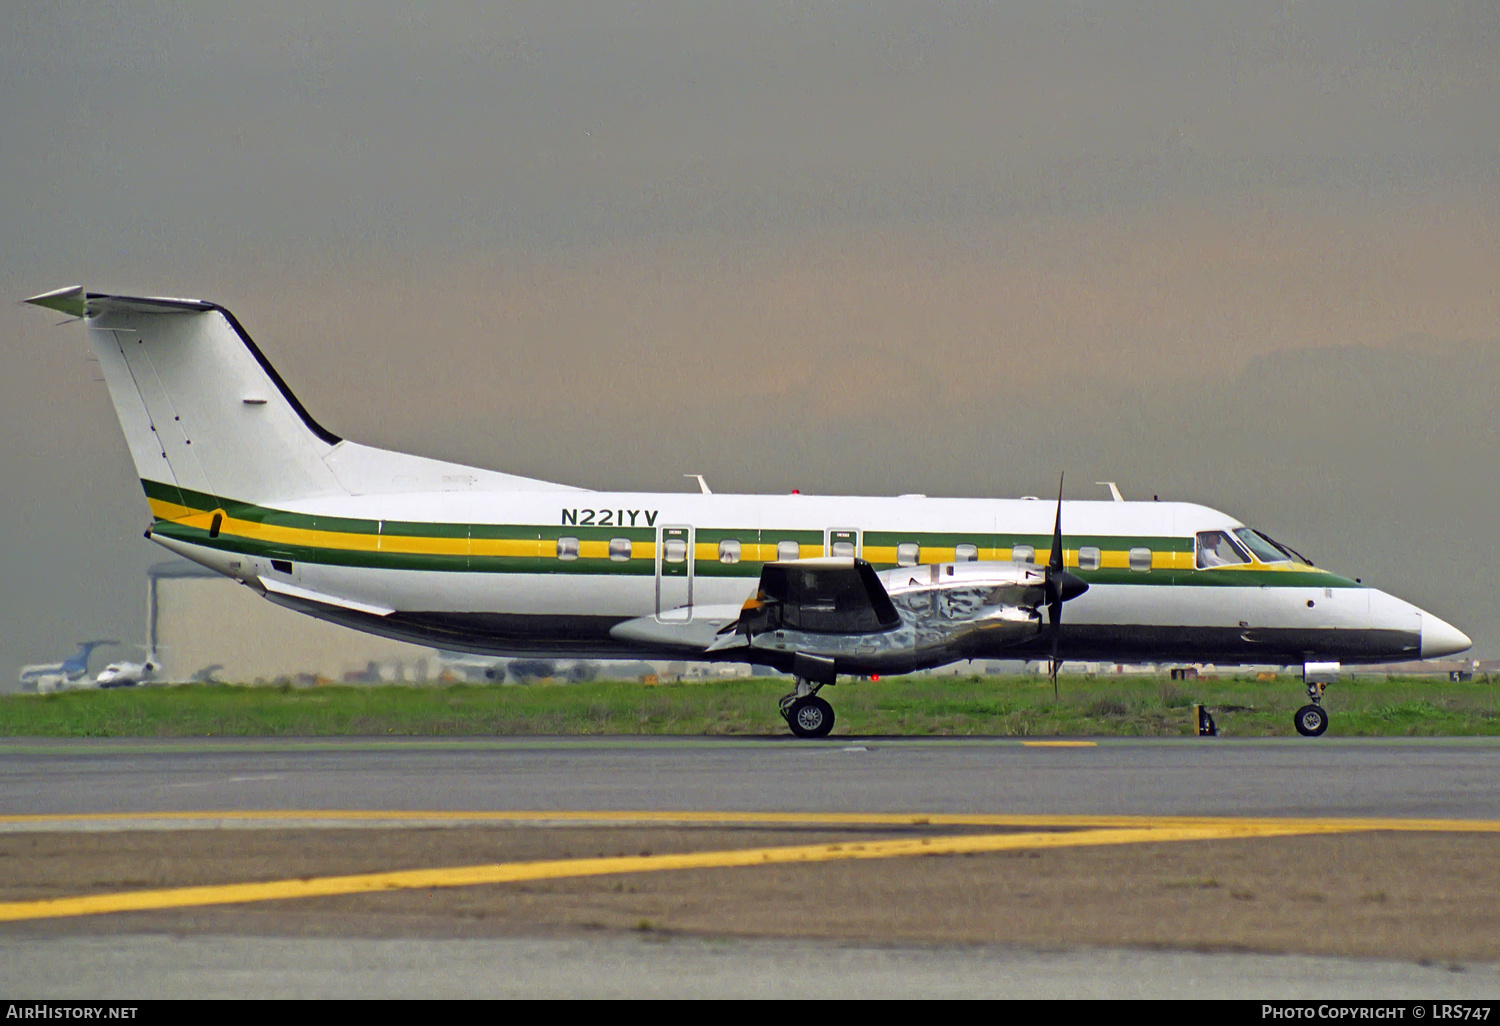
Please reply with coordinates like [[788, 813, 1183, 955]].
[[25, 286, 1472, 737], [93, 651, 160, 688], [18, 639, 117, 693]]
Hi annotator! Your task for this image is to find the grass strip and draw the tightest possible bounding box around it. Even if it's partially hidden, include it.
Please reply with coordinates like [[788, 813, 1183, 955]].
[[2, 674, 1497, 738]]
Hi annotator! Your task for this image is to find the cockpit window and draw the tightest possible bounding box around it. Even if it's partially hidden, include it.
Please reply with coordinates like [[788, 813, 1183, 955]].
[[1232, 528, 1289, 564], [1236, 528, 1313, 566], [1196, 530, 1250, 569]]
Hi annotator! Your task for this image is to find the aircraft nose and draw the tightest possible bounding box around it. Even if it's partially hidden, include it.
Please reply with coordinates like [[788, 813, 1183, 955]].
[[1421, 612, 1472, 659]]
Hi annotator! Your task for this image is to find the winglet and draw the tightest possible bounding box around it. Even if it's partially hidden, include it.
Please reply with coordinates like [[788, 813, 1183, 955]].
[[24, 286, 86, 319]]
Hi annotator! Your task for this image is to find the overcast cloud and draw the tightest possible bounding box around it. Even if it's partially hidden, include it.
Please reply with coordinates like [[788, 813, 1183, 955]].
[[2, 2, 1496, 681]]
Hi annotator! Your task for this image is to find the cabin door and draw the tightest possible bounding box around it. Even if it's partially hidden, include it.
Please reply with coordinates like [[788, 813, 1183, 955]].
[[656, 525, 695, 621]]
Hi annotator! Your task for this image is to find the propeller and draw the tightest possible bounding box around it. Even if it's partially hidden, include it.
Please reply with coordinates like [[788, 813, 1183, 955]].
[[1044, 473, 1089, 698]]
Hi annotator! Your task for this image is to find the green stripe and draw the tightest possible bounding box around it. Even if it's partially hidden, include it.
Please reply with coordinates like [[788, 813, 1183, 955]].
[[693, 527, 750, 544], [143, 480, 1351, 587], [150, 523, 656, 575], [864, 531, 1194, 552], [154, 522, 1356, 587], [138, 477, 188, 512], [547, 526, 657, 542]]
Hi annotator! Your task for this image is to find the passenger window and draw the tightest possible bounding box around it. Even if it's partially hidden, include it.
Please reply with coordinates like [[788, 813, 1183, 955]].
[[664, 538, 688, 564], [1078, 546, 1101, 571], [1129, 547, 1153, 572], [556, 537, 579, 561], [608, 538, 631, 561], [776, 540, 801, 561], [1011, 544, 1035, 565], [1195, 531, 1250, 569], [955, 543, 978, 562], [718, 539, 741, 564], [896, 542, 920, 567], [831, 540, 856, 558]]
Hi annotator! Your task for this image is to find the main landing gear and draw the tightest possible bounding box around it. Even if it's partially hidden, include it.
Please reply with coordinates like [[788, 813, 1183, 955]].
[[1294, 680, 1329, 737], [779, 677, 835, 738]]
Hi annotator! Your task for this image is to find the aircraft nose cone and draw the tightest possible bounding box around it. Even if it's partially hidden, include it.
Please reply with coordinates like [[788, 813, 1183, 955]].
[[1421, 613, 1472, 659]]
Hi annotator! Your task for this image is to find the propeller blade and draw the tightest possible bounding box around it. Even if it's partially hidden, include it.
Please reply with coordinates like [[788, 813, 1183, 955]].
[[1046, 473, 1068, 699], [1049, 473, 1065, 573], [1050, 629, 1060, 699]]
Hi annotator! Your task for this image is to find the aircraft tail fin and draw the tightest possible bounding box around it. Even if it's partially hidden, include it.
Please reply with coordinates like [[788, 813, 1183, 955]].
[[26, 287, 346, 509], [27, 287, 582, 513]]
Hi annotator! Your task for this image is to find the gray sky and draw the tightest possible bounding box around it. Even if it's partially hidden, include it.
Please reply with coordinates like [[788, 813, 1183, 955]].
[[3, 2, 1497, 681]]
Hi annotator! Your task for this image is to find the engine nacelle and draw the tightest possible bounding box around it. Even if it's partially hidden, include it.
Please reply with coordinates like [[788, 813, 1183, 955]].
[[731, 559, 1053, 677]]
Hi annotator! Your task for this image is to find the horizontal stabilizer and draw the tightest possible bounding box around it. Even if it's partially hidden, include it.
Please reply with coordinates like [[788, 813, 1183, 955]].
[[261, 577, 395, 617], [24, 286, 211, 320]]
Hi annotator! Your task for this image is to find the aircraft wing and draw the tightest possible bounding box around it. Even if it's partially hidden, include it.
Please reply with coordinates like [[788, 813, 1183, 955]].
[[607, 558, 900, 653], [740, 557, 900, 635]]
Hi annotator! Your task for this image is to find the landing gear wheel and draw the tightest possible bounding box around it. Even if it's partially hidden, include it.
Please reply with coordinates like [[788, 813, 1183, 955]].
[[787, 696, 835, 738], [1294, 704, 1328, 737]]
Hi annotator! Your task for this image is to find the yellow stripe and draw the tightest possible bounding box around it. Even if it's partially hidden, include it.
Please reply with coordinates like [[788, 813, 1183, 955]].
[[0, 820, 1390, 923], [138, 497, 1326, 574], [146, 497, 199, 522], [469, 538, 544, 558], [377, 534, 462, 556], [149, 499, 389, 554]]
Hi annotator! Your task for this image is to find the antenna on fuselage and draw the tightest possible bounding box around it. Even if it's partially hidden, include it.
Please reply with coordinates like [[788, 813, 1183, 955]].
[[1095, 481, 1124, 502], [684, 474, 712, 495]]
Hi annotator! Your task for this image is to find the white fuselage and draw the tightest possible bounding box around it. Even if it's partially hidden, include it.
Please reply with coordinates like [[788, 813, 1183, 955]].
[[149, 486, 1451, 668]]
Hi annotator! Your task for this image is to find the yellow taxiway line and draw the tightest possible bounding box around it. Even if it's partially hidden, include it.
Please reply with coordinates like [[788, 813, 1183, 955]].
[[0, 821, 1362, 923], [2, 812, 1497, 923]]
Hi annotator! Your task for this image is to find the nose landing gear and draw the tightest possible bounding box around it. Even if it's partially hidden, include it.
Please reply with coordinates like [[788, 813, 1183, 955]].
[[779, 677, 836, 738], [1294, 680, 1329, 737]]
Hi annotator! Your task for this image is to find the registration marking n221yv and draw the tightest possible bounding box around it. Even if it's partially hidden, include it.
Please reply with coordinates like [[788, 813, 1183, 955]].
[[561, 509, 660, 527]]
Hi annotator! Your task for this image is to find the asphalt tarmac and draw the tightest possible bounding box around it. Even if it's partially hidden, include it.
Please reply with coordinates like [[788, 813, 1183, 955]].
[[5, 735, 1500, 819], [3, 737, 1498, 999], [5, 934, 1499, 1000]]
